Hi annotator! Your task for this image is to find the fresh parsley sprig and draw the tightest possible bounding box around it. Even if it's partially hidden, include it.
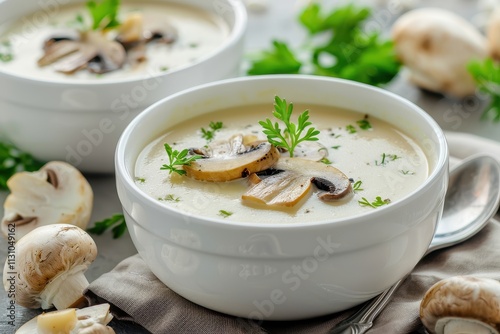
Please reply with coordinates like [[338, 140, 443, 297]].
[[259, 96, 320, 157], [86, 0, 121, 31], [87, 213, 127, 239], [247, 3, 400, 87], [468, 58, 500, 122], [0, 142, 44, 191], [160, 143, 201, 176]]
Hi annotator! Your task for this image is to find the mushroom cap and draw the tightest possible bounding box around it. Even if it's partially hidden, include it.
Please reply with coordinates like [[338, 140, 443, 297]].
[[487, 7, 500, 61], [1, 161, 93, 240], [242, 158, 352, 207], [392, 8, 487, 98], [184, 134, 281, 182], [420, 276, 500, 333], [3, 224, 97, 309]]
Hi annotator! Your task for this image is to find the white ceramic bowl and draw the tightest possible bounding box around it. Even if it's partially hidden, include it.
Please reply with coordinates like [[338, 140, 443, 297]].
[[0, 0, 246, 173], [115, 75, 449, 320]]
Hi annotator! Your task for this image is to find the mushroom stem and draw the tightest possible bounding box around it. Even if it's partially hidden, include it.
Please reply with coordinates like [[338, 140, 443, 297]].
[[40, 265, 90, 310], [439, 318, 499, 334]]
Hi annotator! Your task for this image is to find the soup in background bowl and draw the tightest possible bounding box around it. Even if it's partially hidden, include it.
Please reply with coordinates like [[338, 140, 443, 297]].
[[0, 0, 246, 172], [115, 75, 449, 320]]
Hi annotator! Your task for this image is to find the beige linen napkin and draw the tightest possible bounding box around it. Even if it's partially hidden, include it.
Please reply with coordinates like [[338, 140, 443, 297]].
[[84, 131, 500, 334]]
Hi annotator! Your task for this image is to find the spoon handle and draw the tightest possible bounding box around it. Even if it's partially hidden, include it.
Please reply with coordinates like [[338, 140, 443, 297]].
[[329, 278, 406, 334]]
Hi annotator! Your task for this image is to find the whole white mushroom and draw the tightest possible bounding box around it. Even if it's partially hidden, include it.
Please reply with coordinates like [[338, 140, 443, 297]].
[[1, 161, 93, 241], [420, 276, 500, 334], [3, 224, 98, 310], [392, 8, 488, 98]]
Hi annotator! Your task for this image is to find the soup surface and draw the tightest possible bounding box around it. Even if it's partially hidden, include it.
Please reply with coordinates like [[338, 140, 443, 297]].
[[135, 103, 429, 224], [0, 1, 229, 81]]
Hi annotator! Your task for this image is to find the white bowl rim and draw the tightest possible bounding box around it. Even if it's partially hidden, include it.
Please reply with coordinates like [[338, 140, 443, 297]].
[[116, 74, 449, 231], [0, 0, 247, 86]]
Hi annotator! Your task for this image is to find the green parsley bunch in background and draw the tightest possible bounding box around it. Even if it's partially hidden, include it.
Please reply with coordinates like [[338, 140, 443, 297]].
[[247, 3, 401, 87]]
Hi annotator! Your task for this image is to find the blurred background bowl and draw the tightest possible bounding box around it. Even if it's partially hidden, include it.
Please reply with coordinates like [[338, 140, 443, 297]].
[[0, 0, 246, 173], [115, 75, 449, 320]]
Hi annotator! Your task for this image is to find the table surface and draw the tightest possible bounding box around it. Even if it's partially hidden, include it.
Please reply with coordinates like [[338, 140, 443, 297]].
[[0, 0, 492, 333]]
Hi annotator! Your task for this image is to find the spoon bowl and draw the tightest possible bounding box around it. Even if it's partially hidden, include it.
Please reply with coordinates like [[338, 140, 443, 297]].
[[428, 154, 500, 253], [330, 153, 500, 334]]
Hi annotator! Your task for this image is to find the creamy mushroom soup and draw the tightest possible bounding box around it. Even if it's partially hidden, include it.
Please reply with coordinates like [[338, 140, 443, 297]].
[[135, 102, 429, 224], [0, 1, 229, 81]]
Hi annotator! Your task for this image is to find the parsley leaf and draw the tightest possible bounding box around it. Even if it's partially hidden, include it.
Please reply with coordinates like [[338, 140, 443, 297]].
[[86, 0, 121, 31], [358, 196, 390, 208], [87, 213, 127, 239], [218, 210, 233, 218], [468, 58, 500, 122], [259, 96, 320, 157], [0, 142, 44, 191], [247, 40, 302, 75], [160, 143, 202, 176], [201, 121, 224, 141]]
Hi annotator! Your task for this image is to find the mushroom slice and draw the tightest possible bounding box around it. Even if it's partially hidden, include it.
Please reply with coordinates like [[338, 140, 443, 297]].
[[38, 40, 83, 67], [83, 31, 126, 74], [3, 224, 98, 310], [53, 46, 98, 74], [1, 161, 93, 240], [116, 13, 144, 47], [42, 29, 81, 50], [420, 276, 500, 334], [15, 303, 115, 334], [38, 31, 126, 74], [242, 158, 352, 208], [183, 134, 281, 182], [242, 170, 312, 207], [143, 16, 178, 44]]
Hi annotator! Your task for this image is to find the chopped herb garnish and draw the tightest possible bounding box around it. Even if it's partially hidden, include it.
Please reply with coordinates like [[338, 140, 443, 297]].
[[135, 177, 146, 183], [320, 157, 332, 165], [160, 66, 169, 72], [201, 121, 224, 141], [346, 125, 357, 134], [356, 119, 372, 130], [259, 96, 320, 157], [352, 180, 364, 192], [0, 142, 44, 191], [87, 213, 127, 239], [0, 40, 13, 63], [400, 170, 415, 175], [331, 145, 341, 150], [218, 210, 233, 218], [160, 143, 202, 176], [158, 194, 181, 202], [358, 196, 390, 208], [86, 0, 121, 31], [375, 153, 400, 166]]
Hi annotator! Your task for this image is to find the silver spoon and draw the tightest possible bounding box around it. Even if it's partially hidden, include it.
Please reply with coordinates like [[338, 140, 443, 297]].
[[329, 154, 500, 334]]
